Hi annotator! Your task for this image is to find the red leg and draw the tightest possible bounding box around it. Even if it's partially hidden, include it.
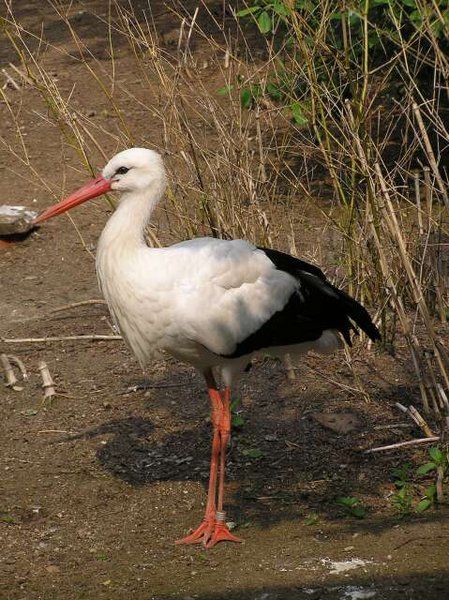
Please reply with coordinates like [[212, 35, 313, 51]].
[[205, 386, 242, 548], [175, 386, 221, 545]]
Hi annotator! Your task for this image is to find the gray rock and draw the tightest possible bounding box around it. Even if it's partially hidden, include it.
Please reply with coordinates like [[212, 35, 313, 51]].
[[0, 205, 38, 235]]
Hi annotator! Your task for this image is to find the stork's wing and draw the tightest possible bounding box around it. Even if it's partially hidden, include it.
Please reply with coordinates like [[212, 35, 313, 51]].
[[225, 247, 381, 358], [172, 239, 380, 358], [171, 238, 297, 356]]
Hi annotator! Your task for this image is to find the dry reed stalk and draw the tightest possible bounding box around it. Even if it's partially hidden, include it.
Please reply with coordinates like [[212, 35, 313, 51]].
[[413, 171, 423, 236], [38, 361, 56, 401], [7, 355, 28, 380], [1, 354, 19, 388], [365, 436, 440, 453], [1, 335, 122, 343], [412, 102, 449, 210], [50, 300, 107, 313], [395, 402, 434, 437]]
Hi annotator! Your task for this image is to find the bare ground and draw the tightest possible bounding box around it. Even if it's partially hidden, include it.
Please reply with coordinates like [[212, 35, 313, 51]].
[[1, 2, 448, 599]]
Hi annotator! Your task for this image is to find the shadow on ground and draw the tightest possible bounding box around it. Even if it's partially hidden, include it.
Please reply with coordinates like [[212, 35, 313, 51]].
[[156, 570, 449, 600], [58, 364, 446, 534]]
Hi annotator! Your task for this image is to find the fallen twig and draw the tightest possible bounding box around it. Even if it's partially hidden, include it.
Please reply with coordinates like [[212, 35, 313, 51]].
[[38, 361, 56, 401], [8, 62, 33, 85], [283, 354, 296, 381], [365, 436, 440, 453], [122, 381, 193, 394], [7, 354, 28, 380], [2, 68, 20, 90], [395, 402, 434, 437], [1, 354, 20, 388], [373, 423, 413, 430], [1, 334, 122, 343], [37, 429, 80, 435], [49, 299, 107, 314]]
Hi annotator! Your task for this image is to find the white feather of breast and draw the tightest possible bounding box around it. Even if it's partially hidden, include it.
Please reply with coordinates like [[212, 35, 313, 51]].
[[96, 244, 175, 365]]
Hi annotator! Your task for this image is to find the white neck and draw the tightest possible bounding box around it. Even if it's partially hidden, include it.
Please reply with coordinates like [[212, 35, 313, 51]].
[[98, 180, 165, 253]]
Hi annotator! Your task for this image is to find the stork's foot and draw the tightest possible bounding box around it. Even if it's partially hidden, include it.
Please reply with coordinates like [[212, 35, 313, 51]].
[[204, 520, 242, 549], [175, 512, 243, 548], [175, 517, 215, 545]]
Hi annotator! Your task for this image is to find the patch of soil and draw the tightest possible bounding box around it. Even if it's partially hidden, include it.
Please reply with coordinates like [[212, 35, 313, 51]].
[[1, 2, 448, 599]]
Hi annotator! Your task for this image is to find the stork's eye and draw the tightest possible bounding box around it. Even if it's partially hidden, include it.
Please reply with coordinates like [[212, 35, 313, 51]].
[[115, 166, 130, 175]]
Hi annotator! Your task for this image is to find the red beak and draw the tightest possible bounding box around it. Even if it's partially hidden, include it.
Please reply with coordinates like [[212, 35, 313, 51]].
[[34, 175, 112, 224]]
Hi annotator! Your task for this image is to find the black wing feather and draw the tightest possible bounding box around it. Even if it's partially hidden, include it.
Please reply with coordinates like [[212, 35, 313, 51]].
[[223, 247, 380, 359]]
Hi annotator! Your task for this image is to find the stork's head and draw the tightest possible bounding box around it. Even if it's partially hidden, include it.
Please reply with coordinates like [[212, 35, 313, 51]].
[[34, 147, 166, 224], [103, 148, 166, 193]]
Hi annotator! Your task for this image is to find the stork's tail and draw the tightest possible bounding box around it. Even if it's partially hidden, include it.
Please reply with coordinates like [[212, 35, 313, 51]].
[[335, 286, 381, 343]]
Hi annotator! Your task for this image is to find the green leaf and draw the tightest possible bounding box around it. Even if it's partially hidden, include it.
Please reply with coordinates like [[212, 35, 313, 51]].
[[425, 484, 437, 499], [348, 11, 362, 26], [94, 553, 109, 561], [232, 414, 245, 427], [0, 514, 16, 524], [241, 88, 252, 109], [304, 513, 319, 526], [22, 409, 38, 416], [290, 101, 308, 125], [409, 9, 423, 26], [417, 462, 436, 476], [216, 84, 234, 96], [336, 496, 358, 507], [351, 506, 366, 519], [415, 498, 432, 513], [272, 1, 290, 17], [429, 447, 443, 463], [266, 82, 282, 100], [392, 463, 411, 482], [402, 0, 416, 7], [241, 448, 264, 459], [257, 11, 272, 34], [236, 6, 261, 17]]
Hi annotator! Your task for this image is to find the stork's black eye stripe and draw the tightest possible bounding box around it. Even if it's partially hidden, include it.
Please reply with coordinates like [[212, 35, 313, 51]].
[[116, 166, 130, 175]]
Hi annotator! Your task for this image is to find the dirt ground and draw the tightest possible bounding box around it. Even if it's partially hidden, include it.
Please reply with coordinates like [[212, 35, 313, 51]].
[[1, 2, 448, 599]]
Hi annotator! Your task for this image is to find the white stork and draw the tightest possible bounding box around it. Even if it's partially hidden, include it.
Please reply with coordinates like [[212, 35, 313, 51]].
[[35, 148, 380, 548]]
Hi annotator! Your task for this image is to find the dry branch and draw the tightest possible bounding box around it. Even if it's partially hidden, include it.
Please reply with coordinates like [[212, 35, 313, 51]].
[[49, 299, 107, 314], [365, 437, 440, 453], [1, 354, 19, 388], [38, 361, 56, 400], [1, 335, 122, 343]]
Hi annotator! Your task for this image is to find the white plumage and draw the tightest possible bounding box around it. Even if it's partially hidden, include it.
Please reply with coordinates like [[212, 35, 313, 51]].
[[35, 147, 379, 548], [95, 149, 339, 385]]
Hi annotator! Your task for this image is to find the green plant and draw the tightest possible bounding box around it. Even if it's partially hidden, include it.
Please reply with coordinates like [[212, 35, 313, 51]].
[[416, 446, 449, 510], [335, 496, 367, 518], [391, 463, 414, 516], [304, 512, 319, 526], [415, 484, 437, 513], [230, 398, 245, 428], [0, 513, 17, 524], [240, 447, 264, 459]]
